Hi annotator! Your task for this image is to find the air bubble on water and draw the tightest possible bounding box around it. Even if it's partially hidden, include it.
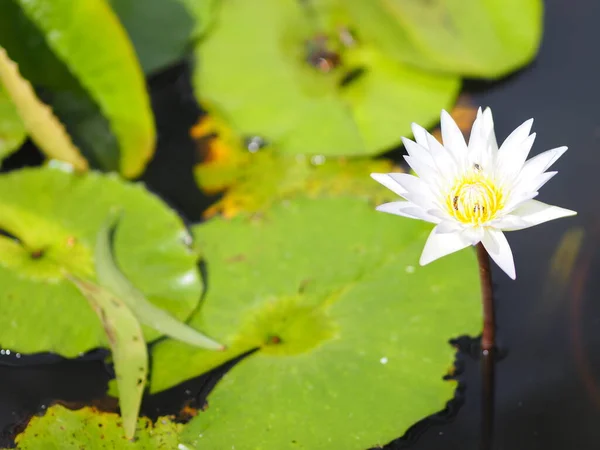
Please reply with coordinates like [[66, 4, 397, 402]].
[[15, 353, 21, 359]]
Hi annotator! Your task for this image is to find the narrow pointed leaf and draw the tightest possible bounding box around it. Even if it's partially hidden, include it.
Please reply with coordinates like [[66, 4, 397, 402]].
[[67, 276, 147, 440], [0, 0, 156, 177], [0, 81, 26, 162], [95, 216, 224, 351], [0, 48, 87, 170]]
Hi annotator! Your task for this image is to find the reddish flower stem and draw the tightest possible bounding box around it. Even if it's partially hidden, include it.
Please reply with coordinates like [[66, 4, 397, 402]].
[[476, 242, 495, 352]]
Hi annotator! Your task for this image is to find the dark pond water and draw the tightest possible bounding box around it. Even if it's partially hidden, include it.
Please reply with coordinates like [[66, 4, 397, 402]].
[[1, 0, 600, 448]]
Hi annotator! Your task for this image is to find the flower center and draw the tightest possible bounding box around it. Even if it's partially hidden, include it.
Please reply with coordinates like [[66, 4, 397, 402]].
[[446, 169, 504, 225]]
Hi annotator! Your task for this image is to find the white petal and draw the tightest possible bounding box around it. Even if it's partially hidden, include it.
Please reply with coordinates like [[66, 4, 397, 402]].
[[375, 201, 439, 223], [371, 173, 407, 197], [419, 226, 473, 266], [404, 155, 437, 183], [526, 171, 557, 193], [462, 226, 485, 244], [502, 191, 539, 214], [489, 215, 530, 230], [467, 111, 488, 161], [482, 229, 516, 279], [497, 132, 536, 181], [481, 108, 498, 152], [426, 133, 458, 181], [388, 173, 431, 197], [440, 110, 468, 156], [502, 199, 577, 231], [402, 137, 434, 166], [435, 221, 462, 233], [498, 118, 534, 155], [411, 123, 429, 149], [518, 146, 568, 180], [372, 173, 440, 211]]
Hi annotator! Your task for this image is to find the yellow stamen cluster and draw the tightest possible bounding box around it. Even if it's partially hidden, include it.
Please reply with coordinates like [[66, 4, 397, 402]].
[[446, 168, 504, 225]]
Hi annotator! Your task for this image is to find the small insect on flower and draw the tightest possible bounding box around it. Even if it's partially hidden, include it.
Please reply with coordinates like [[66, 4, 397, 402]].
[[371, 108, 576, 279]]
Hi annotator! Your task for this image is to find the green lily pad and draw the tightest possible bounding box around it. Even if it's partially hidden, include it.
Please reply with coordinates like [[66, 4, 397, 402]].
[[193, 0, 459, 157], [342, 0, 542, 78], [11, 405, 182, 449], [0, 82, 26, 162], [0, 166, 201, 357], [108, 0, 195, 75], [0, 0, 155, 177], [150, 196, 480, 449]]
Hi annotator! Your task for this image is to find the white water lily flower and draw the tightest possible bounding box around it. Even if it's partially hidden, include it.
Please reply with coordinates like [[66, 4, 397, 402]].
[[371, 108, 576, 279]]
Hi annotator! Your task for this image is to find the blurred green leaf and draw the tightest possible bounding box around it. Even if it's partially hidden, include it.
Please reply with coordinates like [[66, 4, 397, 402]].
[[108, 0, 195, 75], [0, 0, 155, 177], [0, 166, 201, 357], [68, 276, 147, 439], [151, 196, 480, 449], [95, 216, 223, 350], [12, 405, 182, 449], [342, 0, 542, 77], [177, 0, 220, 37], [0, 48, 87, 171], [193, 0, 459, 157], [0, 81, 26, 163]]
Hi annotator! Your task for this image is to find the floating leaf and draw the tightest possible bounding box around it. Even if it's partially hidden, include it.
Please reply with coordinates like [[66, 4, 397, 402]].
[[191, 113, 400, 218], [0, 166, 201, 357], [95, 216, 223, 350], [108, 0, 195, 75], [193, 0, 459, 157], [151, 196, 480, 449], [0, 0, 155, 177], [12, 405, 182, 449], [342, 0, 542, 78], [68, 277, 147, 439], [0, 48, 87, 171], [0, 81, 26, 162]]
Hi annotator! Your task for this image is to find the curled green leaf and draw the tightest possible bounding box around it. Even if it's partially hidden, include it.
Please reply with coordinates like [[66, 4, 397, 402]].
[[95, 214, 224, 351]]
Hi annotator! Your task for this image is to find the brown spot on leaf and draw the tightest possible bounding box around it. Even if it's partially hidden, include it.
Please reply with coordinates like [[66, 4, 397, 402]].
[[226, 254, 246, 263]]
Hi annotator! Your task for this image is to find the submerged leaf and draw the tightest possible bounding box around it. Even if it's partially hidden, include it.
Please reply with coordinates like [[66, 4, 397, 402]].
[[12, 405, 182, 449], [95, 216, 224, 350], [151, 196, 481, 448], [0, 167, 201, 357], [0, 48, 87, 170], [0, 81, 26, 162], [67, 276, 147, 440]]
